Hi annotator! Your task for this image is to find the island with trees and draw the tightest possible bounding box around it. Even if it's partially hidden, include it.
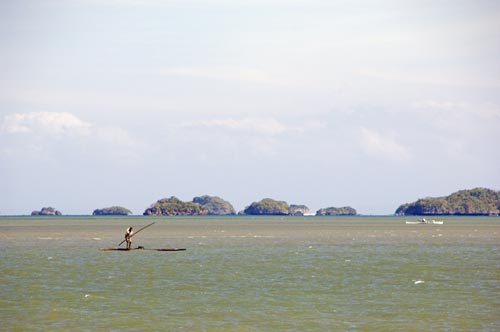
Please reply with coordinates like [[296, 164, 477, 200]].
[[243, 198, 290, 215], [242, 198, 311, 216], [395, 188, 500, 216], [193, 195, 236, 215], [23, 187, 498, 217], [93, 206, 132, 216], [31, 207, 62, 216], [289, 204, 311, 216], [316, 206, 357, 216], [143, 195, 235, 216]]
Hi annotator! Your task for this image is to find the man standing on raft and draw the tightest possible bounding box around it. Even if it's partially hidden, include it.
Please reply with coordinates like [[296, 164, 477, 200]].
[[125, 227, 133, 250]]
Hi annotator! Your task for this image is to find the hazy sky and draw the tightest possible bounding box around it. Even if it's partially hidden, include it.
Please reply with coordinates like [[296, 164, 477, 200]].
[[1, 0, 499, 215]]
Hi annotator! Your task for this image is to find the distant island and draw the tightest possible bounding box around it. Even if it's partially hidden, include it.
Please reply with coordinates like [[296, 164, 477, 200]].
[[396, 188, 500, 216], [243, 198, 293, 215], [144, 195, 236, 216], [143, 196, 360, 217], [31, 207, 62, 216], [93, 206, 132, 216], [242, 198, 312, 216], [24, 188, 498, 217], [316, 206, 357, 216], [241, 198, 358, 216], [289, 204, 311, 216], [192, 195, 236, 215]]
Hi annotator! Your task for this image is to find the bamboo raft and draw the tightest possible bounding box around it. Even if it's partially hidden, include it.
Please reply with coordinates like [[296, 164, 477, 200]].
[[100, 247, 186, 252], [102, 222, 186, 252]]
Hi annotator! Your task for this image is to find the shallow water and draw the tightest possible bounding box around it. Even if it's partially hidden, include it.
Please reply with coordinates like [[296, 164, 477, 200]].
[[1, 216, 499, 331]]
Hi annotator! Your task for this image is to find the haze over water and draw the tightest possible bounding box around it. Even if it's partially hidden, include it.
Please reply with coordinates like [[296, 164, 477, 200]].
[[1, 216, 499, 331], [2, 1, 499, 216]]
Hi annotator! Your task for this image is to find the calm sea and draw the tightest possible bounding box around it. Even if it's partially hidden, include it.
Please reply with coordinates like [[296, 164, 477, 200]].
[[1, 216, 499, 331]]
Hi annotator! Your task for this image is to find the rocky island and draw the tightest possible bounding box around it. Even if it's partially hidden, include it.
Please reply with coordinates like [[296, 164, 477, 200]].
[[395, 188, 500, 216], [193, 195, 236, 215], [289, 204, 311, 216], [93, 206, 132, 216], [31, 207, 62, 216], [242, 198, 310, 216], [144, 195, 235, 216], [316, 206, 357, 216]]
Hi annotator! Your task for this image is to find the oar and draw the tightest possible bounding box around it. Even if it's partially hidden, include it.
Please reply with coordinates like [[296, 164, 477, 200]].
[[118, 222, 156, 247]]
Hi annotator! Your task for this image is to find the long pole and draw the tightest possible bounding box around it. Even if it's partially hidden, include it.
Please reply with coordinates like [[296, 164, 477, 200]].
[[118, 221, 156, 247]]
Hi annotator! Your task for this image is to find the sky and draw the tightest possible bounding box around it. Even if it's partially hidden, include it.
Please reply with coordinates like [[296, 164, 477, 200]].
[[1, 0, 499, 215]]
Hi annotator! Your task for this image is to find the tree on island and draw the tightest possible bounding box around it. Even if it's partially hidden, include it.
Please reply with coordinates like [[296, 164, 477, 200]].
[[144, 196, 207, 216], [244, 198, 290, 215], [289, 204, 311, 216], [31, 207, 62, 216], [93, 206, 132, 216], [144, 195, 237, 216], [395, 188, 500, 216], [316, 206, 357, 216], [192, 195, 236, 215], [242, 199, 311, 216]]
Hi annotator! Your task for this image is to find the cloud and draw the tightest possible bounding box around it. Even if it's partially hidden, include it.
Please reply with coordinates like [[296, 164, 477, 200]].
[[170, 117, 327, 159], [359, 127, 412, 162], [178, 117, 300, 136], [0, 111, 143, 160], [0, 112, 91, 137]]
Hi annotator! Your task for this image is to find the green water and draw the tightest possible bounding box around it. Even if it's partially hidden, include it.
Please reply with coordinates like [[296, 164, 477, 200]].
[[1, 216, 499, 331]]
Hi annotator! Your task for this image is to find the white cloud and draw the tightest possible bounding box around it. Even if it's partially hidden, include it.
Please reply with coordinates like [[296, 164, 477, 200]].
[[359, 127, 412, 162], [0, 112, 91, 137], [0, 111, 144, 160], [179, 117, 298, 136], [170, 117, 327, 159]]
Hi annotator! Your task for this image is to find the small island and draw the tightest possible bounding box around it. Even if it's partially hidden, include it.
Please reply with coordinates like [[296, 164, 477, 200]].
[[23, 189, 498, 217], [93, 206, 132, 216], [144, 195, 236, 216], [193, 195, 236, 215], [316, 206, 357, 216], [31, 207, 62, 216], [395, 188, 500, 216], [242, 198, 310, 216], [289, 204, 311, 216]]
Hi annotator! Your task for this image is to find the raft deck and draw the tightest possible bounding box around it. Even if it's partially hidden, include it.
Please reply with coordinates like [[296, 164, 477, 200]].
[[100, 247, 186, 251]]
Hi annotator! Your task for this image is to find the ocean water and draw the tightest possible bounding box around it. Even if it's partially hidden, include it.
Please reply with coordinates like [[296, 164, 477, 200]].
[[1, 216, 499, 331]]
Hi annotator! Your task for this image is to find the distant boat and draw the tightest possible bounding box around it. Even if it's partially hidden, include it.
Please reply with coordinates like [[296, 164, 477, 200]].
[[405, 218, 444, 225]]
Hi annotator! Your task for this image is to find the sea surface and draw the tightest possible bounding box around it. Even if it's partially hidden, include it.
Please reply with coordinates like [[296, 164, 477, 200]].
[[1, 216, 499, 332]]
